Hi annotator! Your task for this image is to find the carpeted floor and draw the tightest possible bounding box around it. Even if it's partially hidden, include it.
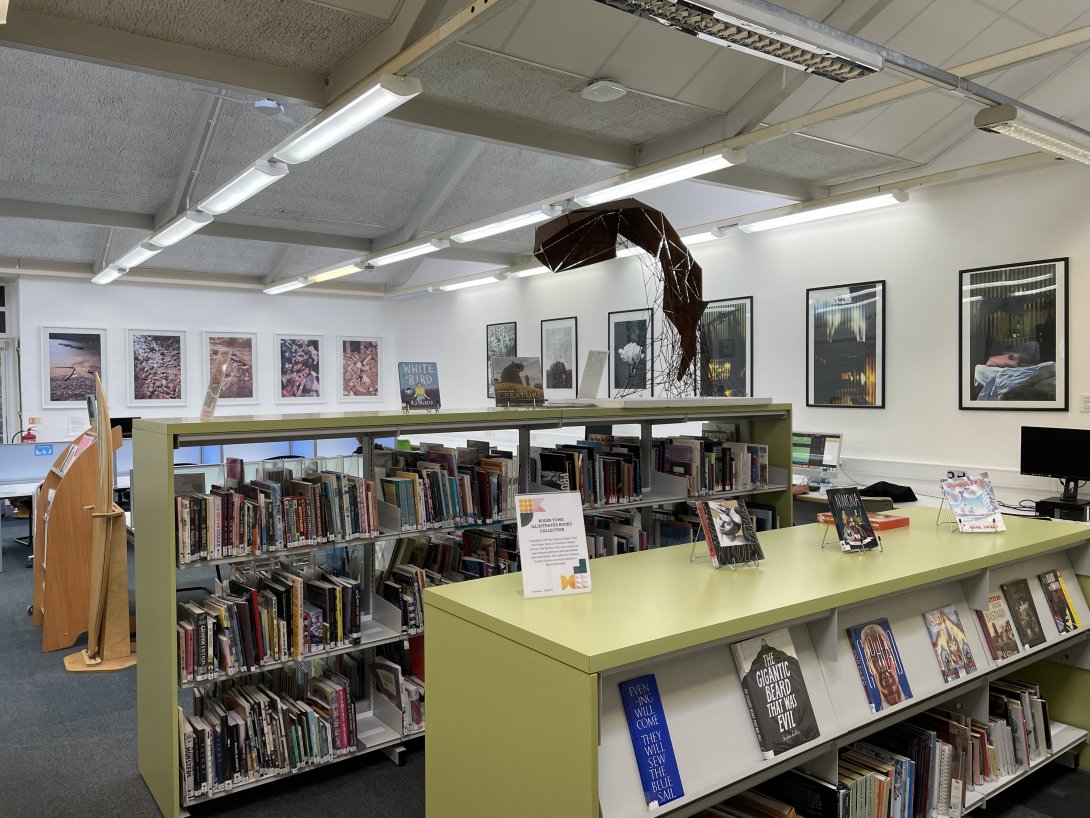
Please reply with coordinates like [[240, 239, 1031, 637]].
[[0, 521, 1087, 817]]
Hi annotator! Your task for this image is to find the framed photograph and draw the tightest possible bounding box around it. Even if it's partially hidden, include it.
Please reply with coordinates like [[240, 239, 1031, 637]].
[[608, 308, 653, 397], [540, 316, 578, 401], [276, 335, 323, 403], [959, 258, 1067, 410], [41, 327, 106, 407], [202, 332, 257, 404], [338, 336, 382, 401], [697, 296, 753, 397], [127, 330, 186, 405], [485, 322, 517, 398], [806, 281, 885, 408]]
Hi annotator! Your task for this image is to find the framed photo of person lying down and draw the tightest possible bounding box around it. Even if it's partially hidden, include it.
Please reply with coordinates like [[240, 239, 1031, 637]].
[[959, 258, 1067, 410]]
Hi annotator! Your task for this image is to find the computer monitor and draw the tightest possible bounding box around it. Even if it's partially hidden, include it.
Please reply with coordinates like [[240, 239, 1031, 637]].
[[1020, 426, 1090, 501], [792, 431, 843, 481]]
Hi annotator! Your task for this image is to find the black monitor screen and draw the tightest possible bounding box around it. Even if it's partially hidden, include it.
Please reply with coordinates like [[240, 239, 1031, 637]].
[[1020, 426, 1090, 482]]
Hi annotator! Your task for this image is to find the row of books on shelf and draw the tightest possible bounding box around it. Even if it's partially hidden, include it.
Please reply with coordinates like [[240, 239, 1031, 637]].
[[695, 676, 1054, 818], [177, 562, 363, 684]]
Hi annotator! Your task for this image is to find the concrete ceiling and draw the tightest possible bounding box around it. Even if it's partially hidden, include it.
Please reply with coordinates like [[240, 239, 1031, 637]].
[[0, 0, 1087, 292]]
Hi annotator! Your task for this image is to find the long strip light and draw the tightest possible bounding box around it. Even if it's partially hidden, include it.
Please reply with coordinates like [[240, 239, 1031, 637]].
[[115, 242, 162, 269], [738, 190, 908, 232], [437, 273, 507, 292], [273, 74, 422, 165], [369, 238, 449, 267], [682, 226, 730, 245], [974, 103, 1090, 166], [264, 277, 311, 295], [574, 150, 744, 207], [91, 266, 125, 285], [590, 0, 882, 82], [197, 160, 289, 215], [148, 210, 214, 248], [309, 261, 367, 283], [450, 205, 563, 244], [509, 264, 551, 278]]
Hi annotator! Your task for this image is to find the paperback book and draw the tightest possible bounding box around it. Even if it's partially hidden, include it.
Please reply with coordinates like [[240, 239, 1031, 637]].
[[618, 674, 684, 808], [939, 472, 1005, 533], [696, 498, 764, 568], [492, 356, 545, 406], [975, 592, 1021, 660], [1037, 569, 1081, 634], [730, 628, 820, 759], [847, 619, 913, 712], [816, 510, 909, 531], [922, 606, 977, 683], [824, 488, 879, 550], [397, 361, 441, 410], [1000, 578, 1046, 648]]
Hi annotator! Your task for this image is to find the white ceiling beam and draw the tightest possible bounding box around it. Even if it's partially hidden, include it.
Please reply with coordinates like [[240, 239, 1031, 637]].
[[201, 222, 371, 252], [0, 8, 326, 105], [698, 166, 821, 201], [432, 247, 520, 266], [157, 93, 224, 226]]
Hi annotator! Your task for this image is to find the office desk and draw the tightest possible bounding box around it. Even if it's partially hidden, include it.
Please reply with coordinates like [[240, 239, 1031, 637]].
[[791, 484, 941, 524], [0, 481, 42, 572]]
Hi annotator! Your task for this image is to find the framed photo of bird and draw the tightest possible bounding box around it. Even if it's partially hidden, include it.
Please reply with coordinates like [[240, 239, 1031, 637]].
[[41, 327, 108, 407]]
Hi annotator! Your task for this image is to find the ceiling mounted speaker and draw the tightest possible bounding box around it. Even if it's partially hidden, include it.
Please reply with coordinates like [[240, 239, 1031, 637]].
[[581, 79, 628, 102]]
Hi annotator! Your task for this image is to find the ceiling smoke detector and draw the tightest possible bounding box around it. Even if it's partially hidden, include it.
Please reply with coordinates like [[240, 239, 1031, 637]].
[[581, 79, 628, 103]]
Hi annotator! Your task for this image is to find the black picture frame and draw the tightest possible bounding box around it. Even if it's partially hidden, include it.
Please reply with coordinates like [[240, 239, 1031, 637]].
[[958, 257, 1068, 410], [485, 321, 517, 399], [608, 308, 654, 397], [806, 281, 885, 408], [540, 316, 579, 401], [697, 296, 753, 397]]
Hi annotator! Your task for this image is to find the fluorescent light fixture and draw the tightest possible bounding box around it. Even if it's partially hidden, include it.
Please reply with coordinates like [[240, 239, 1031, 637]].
[[91, 266, 124, 285], [509, 264, 551, 278], [682, 226, 730, 246], [438, 274, 503, 292], [450, 205, 563, 243], [369, 238, 449, 267], [114, 242, 162, 269], [273, 74, 422, 164], [738, 190, 908, 232], [264, 277, 311, 295], [148, 210, 214, 248], [591, 0, 882, 82], [574, 150, 744, 207], [975, 103, 1090, 166], [197, 160, 289, 215], [309, 261, 366, 283]]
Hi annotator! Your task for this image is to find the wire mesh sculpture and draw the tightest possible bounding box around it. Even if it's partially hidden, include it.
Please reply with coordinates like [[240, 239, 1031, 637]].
[[533, 199, 708, 397]]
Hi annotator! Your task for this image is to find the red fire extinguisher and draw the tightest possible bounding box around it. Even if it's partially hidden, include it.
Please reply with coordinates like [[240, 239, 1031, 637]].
[[21, 426, 37, 443]]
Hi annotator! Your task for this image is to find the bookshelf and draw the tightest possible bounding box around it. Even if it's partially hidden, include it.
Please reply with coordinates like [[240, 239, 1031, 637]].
[[423, 507, 1090, 817], [134, 402, 792, 817]]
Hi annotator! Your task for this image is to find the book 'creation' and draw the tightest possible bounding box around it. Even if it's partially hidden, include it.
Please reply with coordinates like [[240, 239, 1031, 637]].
[[922, 606, 978, 683], [847, 619, 913, 713], [731, 628, 820, 759], [939, 472, 1005, 533], [696, 498, 764, 568]]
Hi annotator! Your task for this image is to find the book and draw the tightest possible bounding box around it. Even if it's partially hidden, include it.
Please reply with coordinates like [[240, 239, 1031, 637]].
[[824, 488, 879, 550], [1000, 578, 1046, 648], [975, 592, 1021, 660], [696, 498, 764, 567], [758, 768, 848, 818], [397, 361, 440, 410], [922, 605, 977, 683], [492, 356, 545, 406], [847, 619, 913, 712], [730, 628, 820, 758], [617, 674, 684, 808], [1037, 569, 1081, 633], [817, 510, 909, 531], [939, 472, 1005, 533]]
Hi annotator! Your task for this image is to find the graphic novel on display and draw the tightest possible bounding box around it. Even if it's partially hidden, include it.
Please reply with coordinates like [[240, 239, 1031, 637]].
[[847, 619, 913, 713], [939, 472, 1005, 533], [730, 628, 820, 759], [824, 488, 879, 550], [1037, 570, 1080, 634], [617, 674, 685, 808], [922, 605, 978, 683], [695, 498, 764, 568], [1000, 578, 1046, 648], [975, 592, 1021, 660], [398, 362, 440, 410], [492, 356, 544, 406]]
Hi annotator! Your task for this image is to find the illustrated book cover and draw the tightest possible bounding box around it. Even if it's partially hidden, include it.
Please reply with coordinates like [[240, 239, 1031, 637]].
[[618, 674, 684, 808], [397, 362, 440, 410], [939, 472, 1005, 533], [817, 510, 909, 530], [1037, 569, 1081, 634], [730, 628, 821, 759], [824, 488, 879, 550], [975, 592, 1021, 660], [492, 356, 545, 406], [846, 619, 913, 712], [1001, 578, 1046, 648], [922, 605, 978, 683], [696, 498, 764, 568]]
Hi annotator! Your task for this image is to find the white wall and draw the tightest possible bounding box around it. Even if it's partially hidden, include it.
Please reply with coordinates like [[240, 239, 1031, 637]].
[[17, 278, 398, 441]]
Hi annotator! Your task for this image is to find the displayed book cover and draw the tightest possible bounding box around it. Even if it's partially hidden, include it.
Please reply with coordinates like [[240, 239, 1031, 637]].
[[824, 488, 879, 550], [976, 592, 1021, 660], [1037, 569, 1081, 634], [922, 605, 978, 683], [847, 619, 913, 712], [397, 361, 440, 410], [617, 674, 684, 808], [492, 356, 545, 406], [696, 498, 764, 567], [1000, 579, 1046, 648], [730, 628, 820, 759], [817, 510, 910, 531], [939, 472, 1005, 533]]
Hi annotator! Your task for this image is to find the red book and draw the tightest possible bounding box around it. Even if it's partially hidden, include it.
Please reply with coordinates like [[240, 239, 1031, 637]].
[[817, 510, 909, 530]]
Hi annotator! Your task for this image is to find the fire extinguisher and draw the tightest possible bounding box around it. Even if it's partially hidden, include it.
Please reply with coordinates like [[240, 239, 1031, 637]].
[[21, 426, 37, 443]]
